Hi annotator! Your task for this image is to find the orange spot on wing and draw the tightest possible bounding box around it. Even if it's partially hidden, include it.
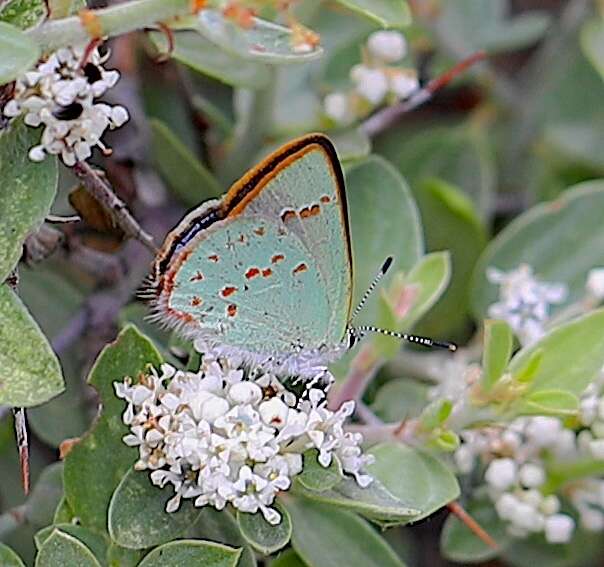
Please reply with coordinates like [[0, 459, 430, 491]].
[[320, 195, 331, 204], [208, 254, 219, 262], [262, 268, 273, 278], [254, 227, 265, 236], [293, 263, 308, 275], [190, 271, 204, 282], [271, 254, 285, 264], [190, 0, 206, 13], [191, 296, 203, 307], [221, 286, 238, 298], [300, 204, 320, 218], [227, 304, 237, 317], [246, 267, 260, 279]]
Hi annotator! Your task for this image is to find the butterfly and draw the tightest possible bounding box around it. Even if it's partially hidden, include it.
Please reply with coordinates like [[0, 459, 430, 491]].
[[143, 133, 454, 379]]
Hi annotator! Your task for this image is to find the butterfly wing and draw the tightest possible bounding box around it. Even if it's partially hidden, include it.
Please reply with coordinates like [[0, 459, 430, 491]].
[[149, 134, 352, 354]]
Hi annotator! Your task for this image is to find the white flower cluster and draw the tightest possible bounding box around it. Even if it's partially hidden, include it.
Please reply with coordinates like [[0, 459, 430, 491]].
[[3, 44, 128, 166], [487, 264, 567, 346], [324, 30, 419, 125], [455, 417, 576, 543], [115, 358, 373, 525]]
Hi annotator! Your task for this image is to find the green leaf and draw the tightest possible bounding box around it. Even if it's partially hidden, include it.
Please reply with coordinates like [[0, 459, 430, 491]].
[[196, 10, 322, 63], [137, 540, 241, 567], [507, 308, 604, 397], [0, 21, 39, 84], [195, 508, 256, 567], [367, 443, 460, 522], [377, 252, 451, 357], [35, 525, 108, 562], [581, 18, 604, 82], [0, 0, 46, 29], [150, 30, 270, 89], [293, 476, 419, 524], [514, 389, 579, 417], [25, 462, 63, 528], [477, 12, 551, 54], [370, 379, 430, 421], [106, 544, 144, 567], [471, 181, 604, 320], [53, 496, 74, 524], [440, 497, 510, 563], [419, 399, 452, 431], [347, 156, 423, 328], [0, 285, 63, 406], [270, 549, 306, 567], [237, 502, 291, 555], [0, 543, 25, 567], [63, 325, 162, 532], [0, 119, 58, 281], [150, 118, 222, 207], [286, 497, 407, 567], [296, 449, 343, 492], [333, 0, 411, 28], [482, 320, 513, 390], [35, 530, 101, 567], [108, 467, 202, 550]]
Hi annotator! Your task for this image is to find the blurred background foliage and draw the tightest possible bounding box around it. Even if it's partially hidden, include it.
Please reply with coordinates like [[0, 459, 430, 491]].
[[3, 0, 604, 565]]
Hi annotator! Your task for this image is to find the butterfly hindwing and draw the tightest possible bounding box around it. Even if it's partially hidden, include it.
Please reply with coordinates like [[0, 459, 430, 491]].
[[150, 134, 352, 357]]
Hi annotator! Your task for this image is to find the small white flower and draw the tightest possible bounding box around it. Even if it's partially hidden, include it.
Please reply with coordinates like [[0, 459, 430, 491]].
[[487, 264, 567, 345], [367, 31, 407, 63], [544, 514, 575, 543], [518, 463, 546, 488], [525, 416, 562, 449], [116, 359, 372, 524], [351, 65, 389, 105], [388, 69, 418, 99], [586, 268, 604, 300], [323, 92, 351, 124], [588, 438, 604, 459], [485, 458, 517, 491]]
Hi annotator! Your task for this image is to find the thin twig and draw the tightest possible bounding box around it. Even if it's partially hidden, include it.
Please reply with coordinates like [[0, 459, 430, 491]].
[[360, 51, 487, 138], [12, 408, 29, 495], [447, 501, 499, 551], [72, 161, 157, 253]]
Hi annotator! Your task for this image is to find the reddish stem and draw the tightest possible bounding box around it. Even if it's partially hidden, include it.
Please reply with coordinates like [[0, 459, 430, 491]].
[[447, 500, 499, 551]]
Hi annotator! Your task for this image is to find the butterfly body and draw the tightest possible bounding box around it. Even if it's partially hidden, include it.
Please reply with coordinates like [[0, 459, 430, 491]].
[[146, 134, 353, 378]]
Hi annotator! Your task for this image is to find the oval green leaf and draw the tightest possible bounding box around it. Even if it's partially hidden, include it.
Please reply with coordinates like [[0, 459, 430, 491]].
[[0, 119, 58, 281], [138, 540, 240, 567], [25, 462, 63, 528], [286, 497, 407, 567], [333, 0, 411, 28], [508, 308, 604, 397], [293, 475, 419, 524], [471, 181, 604, 320], [63, 325, 162, 532], [150, 30, 270, 89], [237, 502, 291, 555], [514, 389, 579, 417], [0, 21, 40, 84], [482, 319, 513, 390], [296, 449, 343, 492], [0, 543, 25, 567], [108, 467, 202, 549], [0, 285, 63, 406], [35, 524, 108, 561], [35, 530, 101, 567], [367, 443, 460, 522], [347, 156, 423, 327], [197, 10, 323, 63]]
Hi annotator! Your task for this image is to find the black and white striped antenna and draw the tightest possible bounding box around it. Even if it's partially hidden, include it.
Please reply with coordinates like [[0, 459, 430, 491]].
[[347, 256, 456, 352]]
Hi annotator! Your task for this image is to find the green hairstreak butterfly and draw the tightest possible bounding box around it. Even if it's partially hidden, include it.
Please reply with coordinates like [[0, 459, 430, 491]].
[[144, 133, 454, 378]]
